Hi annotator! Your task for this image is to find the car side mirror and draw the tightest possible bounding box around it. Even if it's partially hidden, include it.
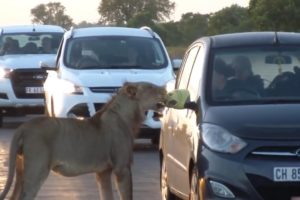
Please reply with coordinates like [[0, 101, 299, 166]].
[[172, 59, 182, 74], [39, 61, 56, 71], [166, 89, 198, 112]]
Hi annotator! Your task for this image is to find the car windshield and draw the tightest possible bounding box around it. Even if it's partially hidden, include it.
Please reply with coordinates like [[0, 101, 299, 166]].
[[210, 45, 300, 104], [64, 36, 168, 69], [0, 32, 63, 55]]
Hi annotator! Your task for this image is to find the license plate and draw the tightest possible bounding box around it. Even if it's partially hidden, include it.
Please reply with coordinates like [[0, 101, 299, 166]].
[[25, 87, 44, 94], [291, 197, 300, 200], [273, 167, 300, 182]]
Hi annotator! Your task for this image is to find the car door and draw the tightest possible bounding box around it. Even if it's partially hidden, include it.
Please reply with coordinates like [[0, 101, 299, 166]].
[[165, 44, 200, 193]]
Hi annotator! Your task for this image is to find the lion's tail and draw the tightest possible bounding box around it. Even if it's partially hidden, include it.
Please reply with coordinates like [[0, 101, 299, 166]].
[[0, 129, 23, 200]]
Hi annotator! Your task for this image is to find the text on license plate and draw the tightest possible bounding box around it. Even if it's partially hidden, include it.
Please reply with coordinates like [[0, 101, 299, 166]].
[[274, 167, 300, 182], [25, 87, 44, 94]]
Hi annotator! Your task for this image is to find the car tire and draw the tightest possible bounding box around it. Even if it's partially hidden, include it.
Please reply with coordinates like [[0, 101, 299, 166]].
[[189, 165, 200, 200], [161, 157, 176, 200], [151, 136, 159, 145]]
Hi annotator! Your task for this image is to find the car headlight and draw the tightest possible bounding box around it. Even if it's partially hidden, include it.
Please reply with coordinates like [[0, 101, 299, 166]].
[[0, 68, 12, 78], [202, 123, 247, 154], [59, 79, 83, 94]]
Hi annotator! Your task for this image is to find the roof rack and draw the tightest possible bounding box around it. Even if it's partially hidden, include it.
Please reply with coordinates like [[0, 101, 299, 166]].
[[140, 26, 156, 38]]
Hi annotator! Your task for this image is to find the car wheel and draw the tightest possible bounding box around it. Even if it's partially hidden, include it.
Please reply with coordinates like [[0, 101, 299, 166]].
[[151, 136, 159, 145], [161, 157, 176, 200], [190, 165, 200, 200]]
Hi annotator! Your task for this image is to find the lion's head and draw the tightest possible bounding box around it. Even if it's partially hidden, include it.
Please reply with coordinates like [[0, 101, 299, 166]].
[[120, 81, 167, 111]]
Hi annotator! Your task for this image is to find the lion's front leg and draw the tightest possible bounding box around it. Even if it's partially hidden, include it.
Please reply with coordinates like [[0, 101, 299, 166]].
[[96, 168, 114, 200], [114, 167, 132, 200]]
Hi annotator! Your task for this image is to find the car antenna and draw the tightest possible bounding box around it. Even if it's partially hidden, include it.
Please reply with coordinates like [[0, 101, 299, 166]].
[[273, 32, 279, 45], [32, 24, 36, 32]]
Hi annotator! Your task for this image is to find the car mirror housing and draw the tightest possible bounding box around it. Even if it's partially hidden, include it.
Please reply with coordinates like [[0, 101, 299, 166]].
[[166, 89, 191, 109]]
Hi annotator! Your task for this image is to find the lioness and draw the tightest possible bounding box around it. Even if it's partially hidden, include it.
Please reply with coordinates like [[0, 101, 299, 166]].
[[0, 81, 167, 200]]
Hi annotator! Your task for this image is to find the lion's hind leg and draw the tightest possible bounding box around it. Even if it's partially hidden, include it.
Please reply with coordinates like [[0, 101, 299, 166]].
[[9, 155, 23, 200], [96, 168, 114, 200], [114, 166, 132, 200], [19, 150, 50, 200]]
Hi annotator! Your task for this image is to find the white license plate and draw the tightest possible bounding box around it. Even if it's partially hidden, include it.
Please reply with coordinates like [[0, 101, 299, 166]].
[[273, 167, 300, 182], [25, 87, 44, 94]]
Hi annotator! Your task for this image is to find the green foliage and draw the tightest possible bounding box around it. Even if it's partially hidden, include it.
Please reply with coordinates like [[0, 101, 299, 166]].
[[30, 0, 300, 55], [179, 13, 209, 44], [207, 5, 253, 35], [249, 0, 300, 31], [98, 0, 175, 25], [31, 2, 73, 29], [167, 46, 187, 59]]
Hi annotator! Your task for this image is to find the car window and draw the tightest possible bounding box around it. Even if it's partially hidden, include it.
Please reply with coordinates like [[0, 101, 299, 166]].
[[177, 46, 199, 90], [187, 44, 205, 101], [210, 45, 300, 104], [64, 36, 168, 69], [0, 32, 63, 55]]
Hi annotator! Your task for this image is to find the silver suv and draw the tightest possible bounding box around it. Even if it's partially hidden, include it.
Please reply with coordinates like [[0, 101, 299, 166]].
[[0, 25, 64, 126]]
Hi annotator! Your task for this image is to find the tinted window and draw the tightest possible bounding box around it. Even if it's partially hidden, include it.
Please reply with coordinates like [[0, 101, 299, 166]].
[[210, 45, 300, 104], [64, 36, 168, 69]]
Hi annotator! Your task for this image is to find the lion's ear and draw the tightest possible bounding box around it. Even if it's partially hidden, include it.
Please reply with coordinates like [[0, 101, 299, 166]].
[[124, 84, 137, 98]]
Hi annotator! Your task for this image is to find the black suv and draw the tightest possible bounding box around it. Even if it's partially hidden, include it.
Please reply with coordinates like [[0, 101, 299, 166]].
[[160, 32, 300, 200]]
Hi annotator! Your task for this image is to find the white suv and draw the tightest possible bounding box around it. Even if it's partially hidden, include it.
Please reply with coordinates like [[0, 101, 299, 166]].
[[0, 25, 64, 126], [43, 26, 176, 143]]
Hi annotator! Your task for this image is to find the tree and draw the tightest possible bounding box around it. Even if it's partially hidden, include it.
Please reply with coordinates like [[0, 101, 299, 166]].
[[249, 0, 300, 31], [31, 2, 73, 29], [98, 0, 175, 25], [207, 5, 253, 35], [179, 13, 209, 45]]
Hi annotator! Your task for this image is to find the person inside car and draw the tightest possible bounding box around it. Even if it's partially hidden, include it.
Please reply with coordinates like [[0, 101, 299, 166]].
[[212, 58, 233, 99], [227, 55, 264, 96], [39, 37, 54, 54]]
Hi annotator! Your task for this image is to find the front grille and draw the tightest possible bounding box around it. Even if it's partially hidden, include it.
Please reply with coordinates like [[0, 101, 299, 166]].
[[248, 146, 300, 161], [10, 69, 47, 99], [89, 87, 120, 93], [247, 174, 300, 200]]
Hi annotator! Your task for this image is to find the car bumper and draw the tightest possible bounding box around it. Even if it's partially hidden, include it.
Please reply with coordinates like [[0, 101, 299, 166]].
[[199, 139, 300, 200], [51, 89, 162, 129], [0, 79, 44, 112]]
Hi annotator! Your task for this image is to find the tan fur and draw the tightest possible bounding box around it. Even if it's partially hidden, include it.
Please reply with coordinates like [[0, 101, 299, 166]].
[[0, 82, 166, 200]]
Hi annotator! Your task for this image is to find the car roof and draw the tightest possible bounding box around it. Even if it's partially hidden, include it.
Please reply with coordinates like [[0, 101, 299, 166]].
[[0, 25, 65, 34], [66, 26, 159, 39], [198, 32, 300, 48]]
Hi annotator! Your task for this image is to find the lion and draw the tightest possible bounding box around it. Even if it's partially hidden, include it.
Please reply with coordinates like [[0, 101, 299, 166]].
[[0, 81, 167, 200]]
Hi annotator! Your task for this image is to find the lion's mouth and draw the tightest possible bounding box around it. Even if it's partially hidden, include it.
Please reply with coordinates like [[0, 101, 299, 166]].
[[156, 102, 165, 109]]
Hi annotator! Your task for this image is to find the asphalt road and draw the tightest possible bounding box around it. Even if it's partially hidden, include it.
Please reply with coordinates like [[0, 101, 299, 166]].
[[0, 115, 161, 200]]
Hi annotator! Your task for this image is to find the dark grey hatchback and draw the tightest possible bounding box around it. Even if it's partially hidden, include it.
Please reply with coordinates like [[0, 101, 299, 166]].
[[159, 32, 300, 200]]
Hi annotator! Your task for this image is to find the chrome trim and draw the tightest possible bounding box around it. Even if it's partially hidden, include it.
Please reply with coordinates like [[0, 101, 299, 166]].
[[252, 151, 297, 156]]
